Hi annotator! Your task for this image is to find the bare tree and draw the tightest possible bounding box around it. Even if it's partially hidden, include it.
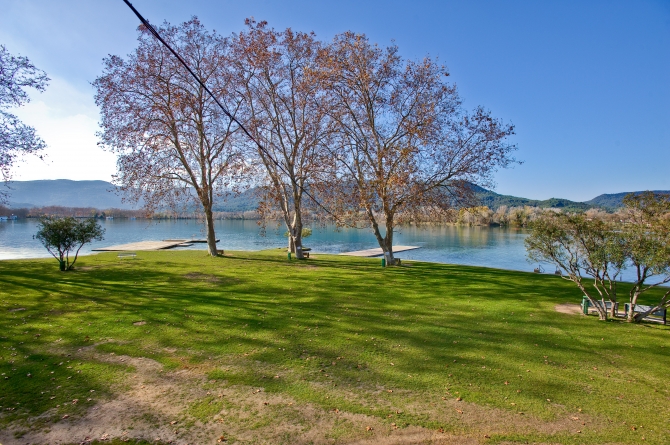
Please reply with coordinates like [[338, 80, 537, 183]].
[[94, 19, 245, 256], [233, 20, 333, 258], [0, 45, 49, 202], [323, 33, 516, 264]]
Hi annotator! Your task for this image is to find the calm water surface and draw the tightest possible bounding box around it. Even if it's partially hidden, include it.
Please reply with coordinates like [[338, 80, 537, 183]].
[[0, 218, 534, 271], [0, 219, 642, 281]]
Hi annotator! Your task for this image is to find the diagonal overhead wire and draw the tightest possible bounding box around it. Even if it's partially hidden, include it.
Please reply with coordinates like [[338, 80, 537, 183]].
[[121, 0, 340, 222]]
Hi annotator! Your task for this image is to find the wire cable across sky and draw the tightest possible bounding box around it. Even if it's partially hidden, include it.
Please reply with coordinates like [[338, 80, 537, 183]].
[[121, 0, 340, 222]]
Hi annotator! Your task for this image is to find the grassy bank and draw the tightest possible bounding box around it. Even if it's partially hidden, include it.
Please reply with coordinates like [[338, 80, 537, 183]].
[[1, 250, 668, 444]]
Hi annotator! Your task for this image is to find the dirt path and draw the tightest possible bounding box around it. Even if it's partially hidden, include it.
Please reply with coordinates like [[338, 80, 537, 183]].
[[1, 350, 476, 445], [1, 347, 593, 445], [554, 303, 583, 315]]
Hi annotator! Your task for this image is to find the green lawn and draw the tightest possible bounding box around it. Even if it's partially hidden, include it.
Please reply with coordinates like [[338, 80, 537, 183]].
[[1, 250, 668, 444]]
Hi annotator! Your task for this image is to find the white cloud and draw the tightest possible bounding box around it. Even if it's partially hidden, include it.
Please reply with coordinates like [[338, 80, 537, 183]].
[[9, 76, 118, 182]]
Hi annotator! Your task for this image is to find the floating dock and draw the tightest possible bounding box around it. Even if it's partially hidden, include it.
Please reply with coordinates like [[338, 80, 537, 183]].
[[93, 239, 218, 252], [338, 245, 420, 257]]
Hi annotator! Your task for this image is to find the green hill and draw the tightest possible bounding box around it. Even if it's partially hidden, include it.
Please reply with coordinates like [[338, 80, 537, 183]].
[[585, 190, 670, 210], [473, 185, 594, 212]]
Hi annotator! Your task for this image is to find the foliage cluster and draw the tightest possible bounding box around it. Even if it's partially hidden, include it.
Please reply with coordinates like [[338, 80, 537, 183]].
[[526, 192, 670, 322], [35, 216, 105, 270], [586, 190, 670, 211], [0, 45, 49, 202]]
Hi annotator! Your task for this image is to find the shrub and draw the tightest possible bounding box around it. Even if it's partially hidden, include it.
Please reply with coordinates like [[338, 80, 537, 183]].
[[35, 217, 105, 271]]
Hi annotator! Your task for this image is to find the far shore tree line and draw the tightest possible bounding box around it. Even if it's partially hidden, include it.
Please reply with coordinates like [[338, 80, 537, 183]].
[[2, 202, 663, 228], [0, 204, 260, 220]]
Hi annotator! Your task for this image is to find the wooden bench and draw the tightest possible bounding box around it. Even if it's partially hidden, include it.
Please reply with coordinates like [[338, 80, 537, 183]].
[[624, 304, 667, 324], [117, 252, 137, 259], [290, 247, 311, 259], [581, 296, 618, 315]]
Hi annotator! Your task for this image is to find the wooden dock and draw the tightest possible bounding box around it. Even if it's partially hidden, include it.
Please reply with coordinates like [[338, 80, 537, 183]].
[[163, 239, 213, 243], [93, 239, 218, 252], [339, 245, 420, 257]]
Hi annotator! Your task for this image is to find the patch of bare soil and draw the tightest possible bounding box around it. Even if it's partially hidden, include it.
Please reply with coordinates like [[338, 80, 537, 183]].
[[346, 430, 481, 445], [74, 266, 103, 272], [183, 272, 221, 283], [0, 349, 601, 445], [322, 382, 597, 440], [554, 304, 583, 315]]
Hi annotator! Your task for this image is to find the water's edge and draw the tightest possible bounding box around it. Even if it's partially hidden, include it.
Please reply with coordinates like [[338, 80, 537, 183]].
[[0, 219, 651, 283]]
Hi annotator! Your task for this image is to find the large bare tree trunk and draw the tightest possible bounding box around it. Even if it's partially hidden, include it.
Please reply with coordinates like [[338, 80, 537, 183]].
[[291, 229, 305, 259], [290, 206, 305, 259], [384, 214, 397, 265], [365, 207, 397, 265], [204, 204, 218, 256]]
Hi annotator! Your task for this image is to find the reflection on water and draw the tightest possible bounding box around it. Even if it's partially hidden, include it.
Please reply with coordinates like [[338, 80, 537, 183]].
[[0, 219, 284, 260], [390, 224, 530, 271], [0, 219, 644, 282]]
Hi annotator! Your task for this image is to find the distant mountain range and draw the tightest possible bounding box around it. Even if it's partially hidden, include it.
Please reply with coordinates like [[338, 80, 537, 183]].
[[5, 180, 131, 209], [2, 179, 258, 212], [584, 192, 670, 210], [472, 185, 669, 212], [3, 179, 668, 212], [472, 185, 593, 212]]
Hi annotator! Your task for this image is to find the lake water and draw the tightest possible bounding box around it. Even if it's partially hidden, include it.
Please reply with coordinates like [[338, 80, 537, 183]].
[[0, 218, 646, 282]]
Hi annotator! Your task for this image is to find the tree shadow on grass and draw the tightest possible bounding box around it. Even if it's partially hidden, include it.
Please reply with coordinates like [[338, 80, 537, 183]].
[[1, 251, 668, 440]]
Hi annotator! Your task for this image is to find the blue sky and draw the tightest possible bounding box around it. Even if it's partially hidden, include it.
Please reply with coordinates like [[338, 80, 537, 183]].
[[1, 0, 668, 201]]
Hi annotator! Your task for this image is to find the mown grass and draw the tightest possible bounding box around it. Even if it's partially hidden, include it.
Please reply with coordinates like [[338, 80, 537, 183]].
[[1, 249, 669, 444]]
